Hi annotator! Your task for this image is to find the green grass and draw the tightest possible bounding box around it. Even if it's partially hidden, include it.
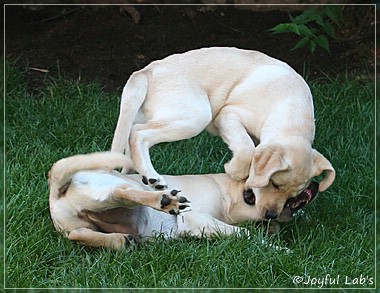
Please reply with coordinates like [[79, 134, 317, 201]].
[[5, 63, 375, 290]]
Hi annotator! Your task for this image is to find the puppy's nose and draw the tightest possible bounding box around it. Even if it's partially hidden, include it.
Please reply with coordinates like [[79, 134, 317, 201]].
[[265, 210, 278, 220]]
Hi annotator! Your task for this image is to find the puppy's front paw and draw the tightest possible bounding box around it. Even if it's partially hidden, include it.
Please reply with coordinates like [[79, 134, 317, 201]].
[[159, 190, 190, 215], [142, 176, 168, 190], [224, 160, 249, 181]]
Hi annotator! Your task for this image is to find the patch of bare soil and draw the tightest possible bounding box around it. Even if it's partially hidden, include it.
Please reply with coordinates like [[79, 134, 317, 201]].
[[5, 5, 375, 92]]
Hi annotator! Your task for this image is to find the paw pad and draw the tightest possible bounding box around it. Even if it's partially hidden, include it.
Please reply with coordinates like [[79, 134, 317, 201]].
[[158, 190, 190, 215], [142, 176, 167, 190], [149, 178, 157, 184], [179, 196, 189, 203], [160, 194, 172, 207], [155, 184, 166, 190], [170, 189, 180, 196], [169, 209, 178, 215]]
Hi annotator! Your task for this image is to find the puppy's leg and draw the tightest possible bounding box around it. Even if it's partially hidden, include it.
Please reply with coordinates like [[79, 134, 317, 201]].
[[113, 185, 190, 215], [130, 99, 212, 189], [179, 213, 250, 238], [68, 228, 136, 250], [214, 108, 255, 180]]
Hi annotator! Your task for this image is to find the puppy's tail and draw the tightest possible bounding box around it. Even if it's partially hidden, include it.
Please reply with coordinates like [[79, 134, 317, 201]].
[[111, 72, 148, 160], [48, 151, 133, 200]]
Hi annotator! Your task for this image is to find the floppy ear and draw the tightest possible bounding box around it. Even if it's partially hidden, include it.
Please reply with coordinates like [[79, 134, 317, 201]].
[[251, 145, 289, 188], [312, 149, 336, 192]]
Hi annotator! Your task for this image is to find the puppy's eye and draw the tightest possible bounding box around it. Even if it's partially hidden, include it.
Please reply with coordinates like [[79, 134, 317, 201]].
[[271, 181, 282, 190]]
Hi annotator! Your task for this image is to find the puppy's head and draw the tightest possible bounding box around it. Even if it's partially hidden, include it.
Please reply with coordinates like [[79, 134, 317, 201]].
[[245, 142, 335, 220], [243, 181, 319, 220]]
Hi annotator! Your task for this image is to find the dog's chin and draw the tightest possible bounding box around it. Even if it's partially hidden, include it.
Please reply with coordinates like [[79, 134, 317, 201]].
[[277, 207, 294, 222]]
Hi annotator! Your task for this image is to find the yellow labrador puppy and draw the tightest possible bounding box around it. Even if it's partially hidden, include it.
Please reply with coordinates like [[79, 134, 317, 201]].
[[111, 46, 335, 220], [49, 152, 319, 250]]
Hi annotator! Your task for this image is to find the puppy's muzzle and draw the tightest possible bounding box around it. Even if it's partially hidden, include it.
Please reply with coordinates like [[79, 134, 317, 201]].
[[243, 189, 280, 220], [243, 182, 320, 221], [263, 182, 320, 220]]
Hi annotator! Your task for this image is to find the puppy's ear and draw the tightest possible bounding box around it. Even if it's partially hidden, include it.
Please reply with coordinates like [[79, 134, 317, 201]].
[[251, 145, 289, 188], [312, 149, 335, 192]]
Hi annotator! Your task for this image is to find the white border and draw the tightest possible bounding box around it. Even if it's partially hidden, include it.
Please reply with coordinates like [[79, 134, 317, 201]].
[[3, 2, 377, 291]]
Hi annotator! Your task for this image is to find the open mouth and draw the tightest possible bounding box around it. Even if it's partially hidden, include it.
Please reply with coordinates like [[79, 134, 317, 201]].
[[285, 181, 319, 212], [243, 181, 319, 210], [243, 181, 319, 222]]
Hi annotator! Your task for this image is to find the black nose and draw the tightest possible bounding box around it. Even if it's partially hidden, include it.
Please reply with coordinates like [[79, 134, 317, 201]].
[[265, 210, 278, 220]]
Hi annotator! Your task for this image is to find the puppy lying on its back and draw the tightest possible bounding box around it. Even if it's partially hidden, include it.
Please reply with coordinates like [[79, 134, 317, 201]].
[[49, 152, 319, 250]]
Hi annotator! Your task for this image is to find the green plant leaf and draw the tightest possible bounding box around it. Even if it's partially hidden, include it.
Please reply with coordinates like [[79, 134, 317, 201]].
[[268, 6, 341, 54], [298, 24, 317, 37], [315, 34, 331, 53], [292, 37, 310, 51], [309, 40, 317, 54], [291, 8, 320, 24], [325, 6, 344, 26], [322, 21, 337, 39], [268, 23, 301, 35], [315, 17, 327, 30]]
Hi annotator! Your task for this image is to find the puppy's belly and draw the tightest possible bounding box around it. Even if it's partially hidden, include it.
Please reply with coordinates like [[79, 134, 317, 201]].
[[72, 171, 129, 201], [92, 206, 179, 240], [138, 207, 178, 240]]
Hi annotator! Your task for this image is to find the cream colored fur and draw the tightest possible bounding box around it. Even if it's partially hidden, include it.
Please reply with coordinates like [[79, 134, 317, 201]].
[[49, 152, 264, 250], [111, 47, 335, 219]]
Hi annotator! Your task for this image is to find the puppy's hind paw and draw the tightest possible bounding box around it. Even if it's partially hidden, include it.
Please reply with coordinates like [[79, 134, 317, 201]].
[[159, 190, 190, 215], [142, 176, 168, 190]]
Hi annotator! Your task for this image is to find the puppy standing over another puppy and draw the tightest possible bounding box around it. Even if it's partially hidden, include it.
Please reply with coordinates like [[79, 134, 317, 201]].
[[49, 152, 319, 250], [111, 46, 335, 220]]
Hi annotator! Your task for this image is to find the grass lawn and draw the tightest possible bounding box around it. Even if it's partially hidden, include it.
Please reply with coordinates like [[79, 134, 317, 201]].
[[4, 64, 375, 290]]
